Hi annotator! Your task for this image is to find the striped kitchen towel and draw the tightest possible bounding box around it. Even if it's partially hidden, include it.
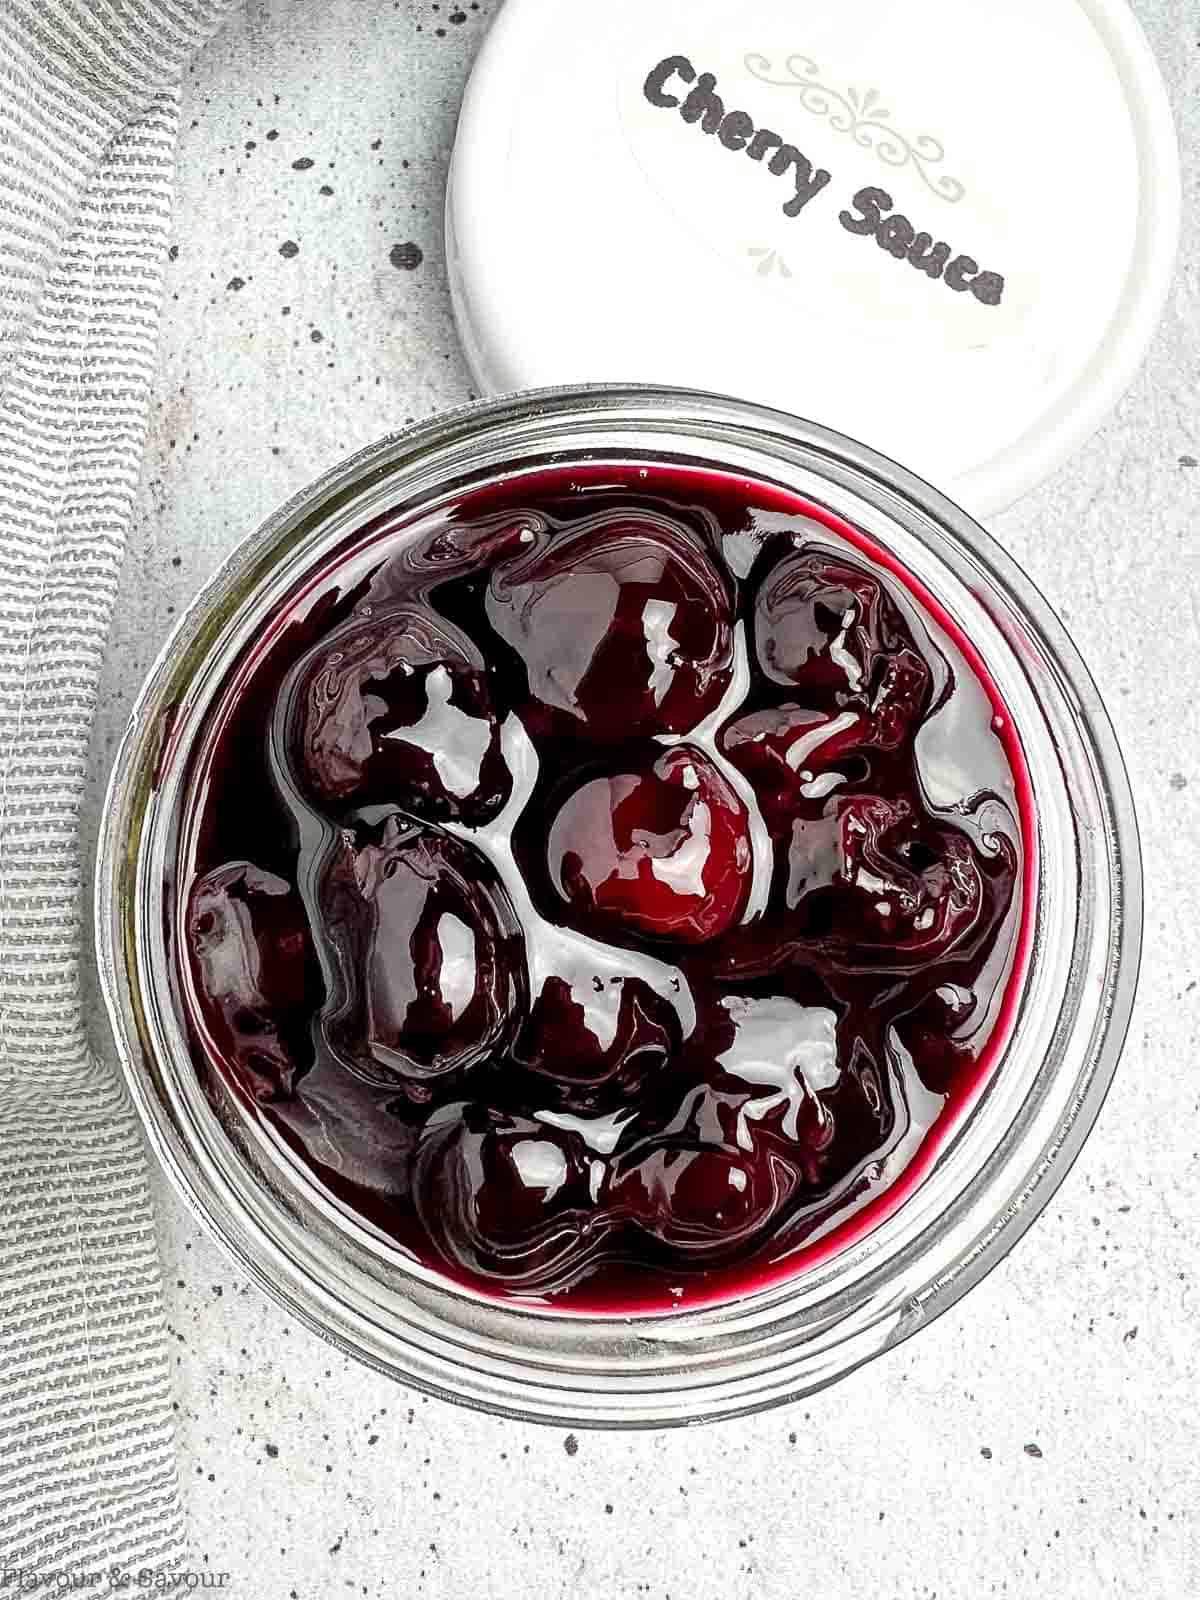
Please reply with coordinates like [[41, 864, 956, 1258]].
[[0, 0, 239, 1577]]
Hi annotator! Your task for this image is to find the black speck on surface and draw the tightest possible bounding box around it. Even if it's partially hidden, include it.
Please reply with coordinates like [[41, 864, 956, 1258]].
[[563, 1433, 579, 1457], [1170, 773, 1188, 790], [980, 1446, 993, 1460], [226, 277, 245, 291], [266, 129, 279, 140], [292, 156, 315, 171], [389, 241, 424, 271], [279, 240, 299, 258], [1124, 1325, 1139, 1342], [319, 184, 334, 195], [167, 243, 179, 262], [371, 138, 382, 150], [1180, 455, 1197, 467], [310, 329, 324, 343], [368, 1434, 379, 1446], [265, 1443, 279, 1459], [1024, 1443, 1044, 1459]]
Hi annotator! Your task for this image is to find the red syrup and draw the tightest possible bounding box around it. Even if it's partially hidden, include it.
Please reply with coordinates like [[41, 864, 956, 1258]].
[[175, 461, 1036, 1314]]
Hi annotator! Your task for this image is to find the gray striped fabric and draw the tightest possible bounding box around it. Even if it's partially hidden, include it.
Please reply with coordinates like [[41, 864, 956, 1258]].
[[1, 0, 238, 1576]]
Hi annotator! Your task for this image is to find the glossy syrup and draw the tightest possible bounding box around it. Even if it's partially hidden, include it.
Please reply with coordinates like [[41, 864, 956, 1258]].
[[176, 461, 1035, 1314]]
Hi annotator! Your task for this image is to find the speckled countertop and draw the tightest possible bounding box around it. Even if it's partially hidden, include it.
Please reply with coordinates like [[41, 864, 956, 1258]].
[[82, 2, 1199, 1594]]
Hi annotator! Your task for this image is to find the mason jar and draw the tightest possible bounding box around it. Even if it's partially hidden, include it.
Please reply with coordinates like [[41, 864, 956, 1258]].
[[95, 385, 1140, 1427]]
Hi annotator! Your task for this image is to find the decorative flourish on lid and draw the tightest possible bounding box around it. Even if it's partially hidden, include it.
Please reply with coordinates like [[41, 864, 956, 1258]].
[[744, 53, 966, 205], [747, 246, 792, 279]]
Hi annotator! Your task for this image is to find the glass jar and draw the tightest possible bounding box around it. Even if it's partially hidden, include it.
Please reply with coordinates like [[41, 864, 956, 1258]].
[[95, 386, 1140, 1427]]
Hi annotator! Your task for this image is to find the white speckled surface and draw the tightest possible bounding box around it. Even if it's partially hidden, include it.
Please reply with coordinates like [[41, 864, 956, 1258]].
[[83, 1, 1199, 1593]]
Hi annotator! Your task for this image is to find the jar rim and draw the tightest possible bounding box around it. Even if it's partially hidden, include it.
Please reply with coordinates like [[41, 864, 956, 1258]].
[[95, 384, 1142, 1426]]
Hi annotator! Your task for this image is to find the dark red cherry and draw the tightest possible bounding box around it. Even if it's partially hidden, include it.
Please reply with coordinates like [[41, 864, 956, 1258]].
[[712, 995, 842, 1152], [754, 548, 931, 737], [318, 813, 526, 1092], [546, 745, 752, 945], [785, 795, 986, 972], [890, 983, 980, 1096], [869, 646, 935, 750], [412, 1105, 613, 1290], [187, 862, 312, 1101], [513, 968, 682, 1096], [290, 604, 510, 823], [485, 515, 733, 742], [720, 702, 871, 822], [609, 1141, 797, 1259], [630, 997, 843, 1182]]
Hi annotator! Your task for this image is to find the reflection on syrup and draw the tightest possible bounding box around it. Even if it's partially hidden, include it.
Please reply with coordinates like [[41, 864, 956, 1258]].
[[177, 462, 1031, 1313]]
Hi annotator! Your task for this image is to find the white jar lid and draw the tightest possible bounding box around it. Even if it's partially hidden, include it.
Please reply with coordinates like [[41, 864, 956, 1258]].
[[446, 0, 1179, 516]]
